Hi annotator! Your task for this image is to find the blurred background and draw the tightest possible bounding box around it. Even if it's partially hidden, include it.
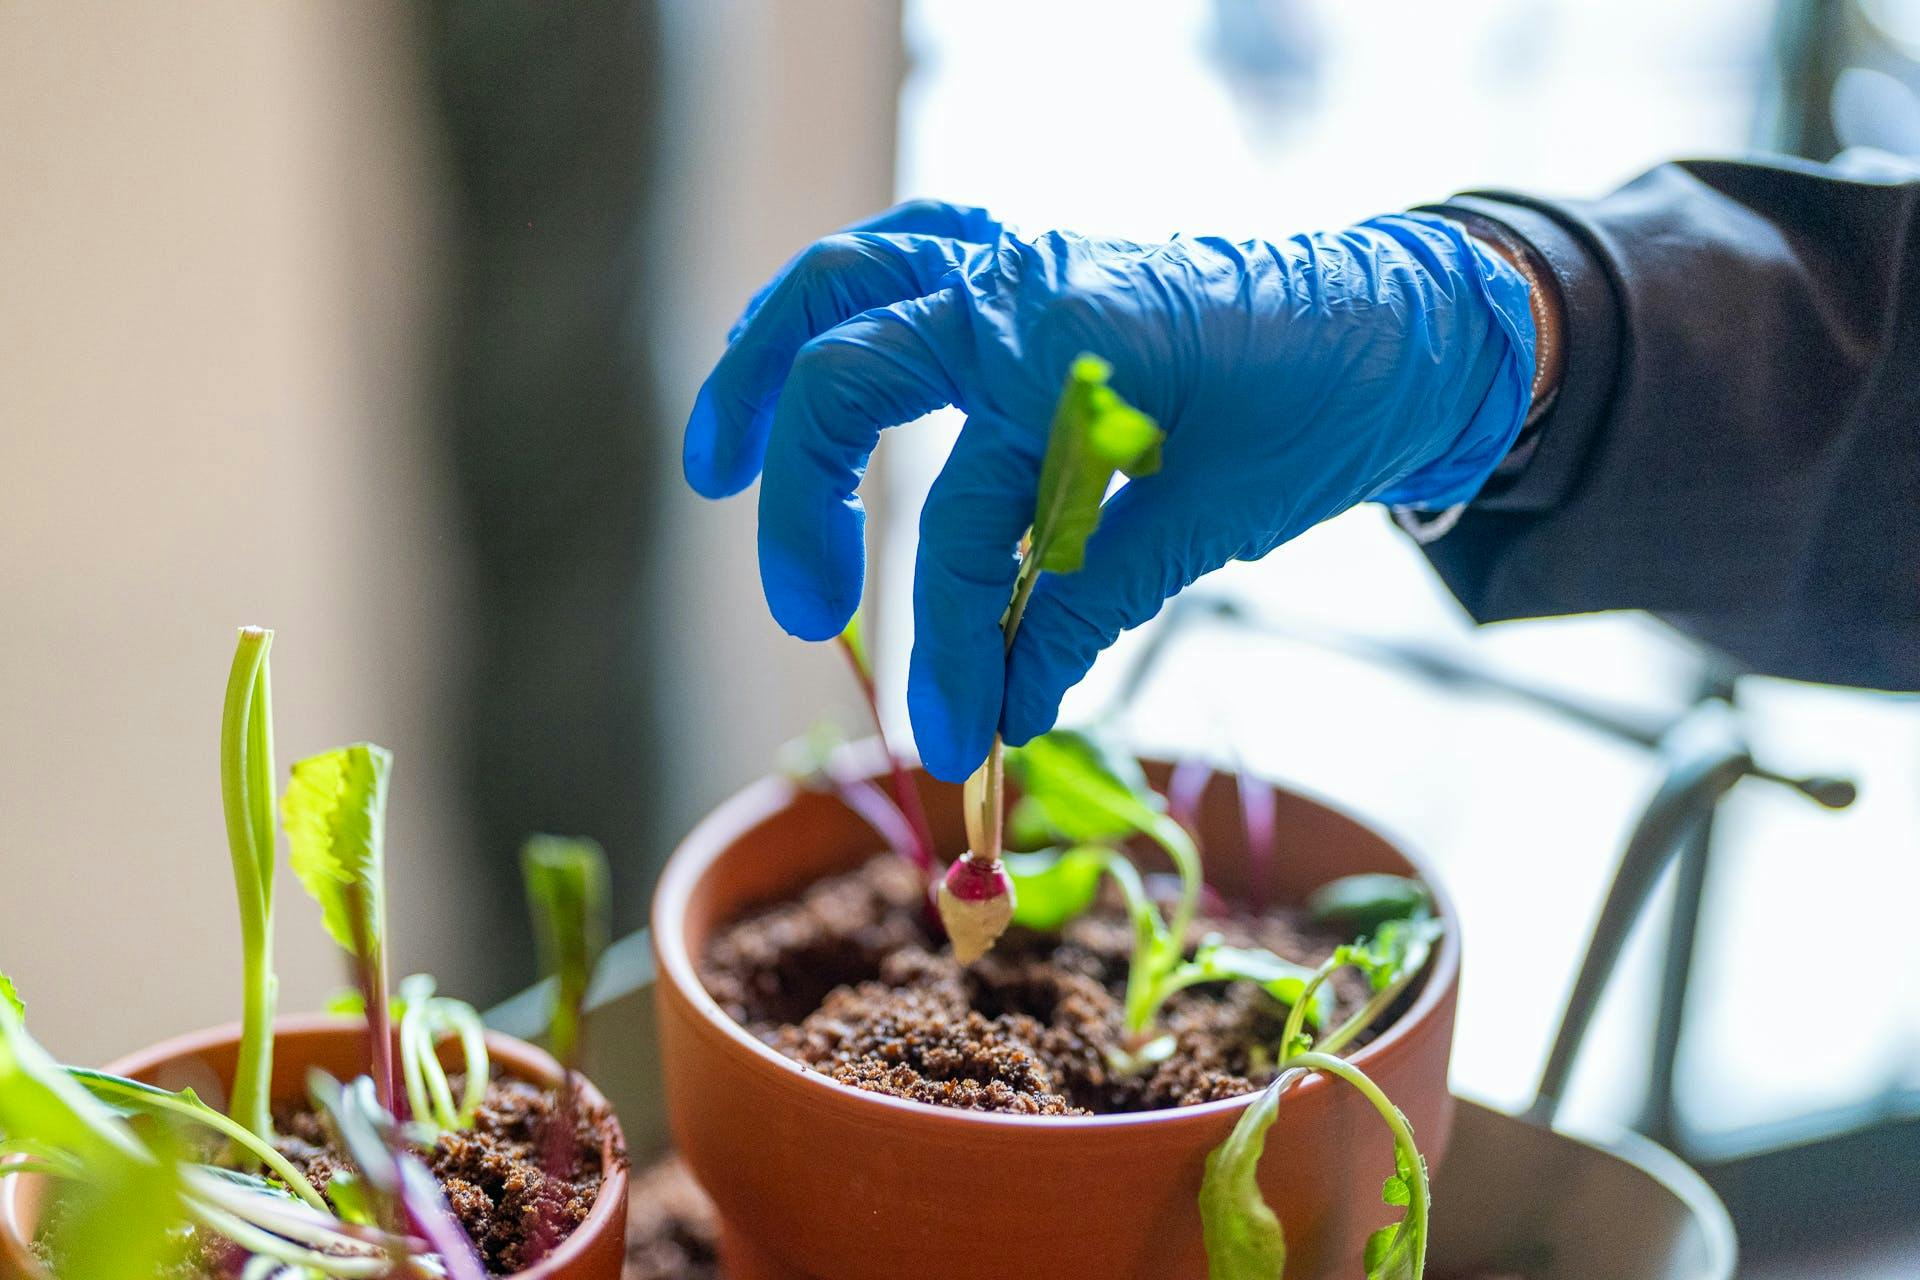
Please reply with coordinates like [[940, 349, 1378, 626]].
[[2, 1, 1916, 1272]]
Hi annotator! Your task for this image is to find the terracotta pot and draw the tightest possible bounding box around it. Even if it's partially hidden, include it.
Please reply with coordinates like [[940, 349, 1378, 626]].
[[654, 751, 1462, 1280], [0, 1014, 629, 1279]]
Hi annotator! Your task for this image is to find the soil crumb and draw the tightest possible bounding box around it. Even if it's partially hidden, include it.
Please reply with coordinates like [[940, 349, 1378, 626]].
[[702, 855, 1399, 1116], [624, 1156, 721, 1280]]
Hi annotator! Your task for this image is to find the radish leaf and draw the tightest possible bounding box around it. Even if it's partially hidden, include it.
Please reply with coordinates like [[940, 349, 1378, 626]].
[[521, 835, 611, 1072], [1199, 1069, 1296, 1280], [285, 742, 396, 1111], [1028, 354, 1164, 574], [1308, 874, 1432, 936]]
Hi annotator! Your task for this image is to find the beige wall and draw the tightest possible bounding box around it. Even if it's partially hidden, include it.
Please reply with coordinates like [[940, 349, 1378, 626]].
[[646, 0, 904, 853], [0, 0, 908, 1064], [0, 2, 480, 1063]]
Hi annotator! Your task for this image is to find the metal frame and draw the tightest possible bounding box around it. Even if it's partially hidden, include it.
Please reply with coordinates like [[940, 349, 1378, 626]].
[[1115, 595, 1916, 1257]]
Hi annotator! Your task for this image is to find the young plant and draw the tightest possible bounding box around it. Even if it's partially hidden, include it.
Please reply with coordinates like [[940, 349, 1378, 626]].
[[396, 975, 489, 1140], [521, 833, 611, 1183], [283, 742, 398, 1114], [1, 978, 426, 1279], [941, 355, 1166, 962], [1201, 1052, 1431, 1280], [836, 610, 937, 879], [1000, 728, 1339, 1070], [1199, 892, 1443, 1279], [219, 626, 279, 1148]]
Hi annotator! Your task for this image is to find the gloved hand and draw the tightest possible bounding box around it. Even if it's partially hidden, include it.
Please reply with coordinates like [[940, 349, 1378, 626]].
[[683, 200, 1536, 783]]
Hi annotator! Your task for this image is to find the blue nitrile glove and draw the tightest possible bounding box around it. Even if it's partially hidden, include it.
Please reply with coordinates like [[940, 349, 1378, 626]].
[[683, 200, 1535, 783]]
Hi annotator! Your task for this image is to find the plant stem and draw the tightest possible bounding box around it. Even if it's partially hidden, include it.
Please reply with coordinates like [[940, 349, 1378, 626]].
[[1286, 1051, 1429, 1276], [837, 637, 937, 877], [1271, 960, 1340, 1067], [1313, 967, 1421, 1059], [219, 627, 277, 1149], [965, 550, 1045, 862]]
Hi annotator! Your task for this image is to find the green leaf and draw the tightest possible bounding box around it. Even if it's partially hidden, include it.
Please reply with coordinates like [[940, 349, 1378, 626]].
[[1189, 941, 1334, 1030], [1199, 1072, 1291, 1280], [0, 973, 21, 1021], [776, 722, 850, 787], [1334, 916, 1444, 994], [521, 834, 612, 1069], [1004, 729, 1164, 845], [1028, 354, 1165, 575], [41, 1140, 186, 1280], [326, 1169, 377, 1226], [1005, 847, 1108, 930], [1307, 874, 1432, 936], [0, 1008, 187, 1276], [1286, 1052, 1431, 1280], [285, 742, 393, 963], [0, 999, 147, 1165], [66, 1068, 327, 1211]]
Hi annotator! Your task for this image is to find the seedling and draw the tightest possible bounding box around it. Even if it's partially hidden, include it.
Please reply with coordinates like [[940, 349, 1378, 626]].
[[396, 975, 490, 1139], [941, 355, 1166, 962], [283, 742, 400, 1115], [989, 731, 1443, 1274], [521, 833, 612, 1183], [219, 626, 280, 1149], [1200, 892, 1441, 1279], [1, 978, 441, 1278], [0, 632, 619, 1275]]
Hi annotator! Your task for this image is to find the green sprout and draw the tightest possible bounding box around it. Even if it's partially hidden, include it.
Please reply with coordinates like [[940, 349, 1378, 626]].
[[1199, 894, 1442, 1279], [284, 742, 397, 1114], [219, 626, 279, 1149], [1201, 1051, 1431, 1280], [521, 834, 612, 1180], [942, 355, 1166, 962], [2, 980, 430, 1278], [396, 975, 489, 1139]]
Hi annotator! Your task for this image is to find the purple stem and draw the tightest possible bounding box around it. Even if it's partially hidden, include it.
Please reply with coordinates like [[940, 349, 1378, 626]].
[[397, 1157, 489, 1280], [838, 637, 937, 878], [1234, 753, 1278, 915], [1168, 755, 1211, 838], [539, 1070, 580, 1183], [830, 770, 923, 872]]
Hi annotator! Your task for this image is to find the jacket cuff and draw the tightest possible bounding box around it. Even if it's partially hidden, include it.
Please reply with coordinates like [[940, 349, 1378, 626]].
[[1415, 193, 1625, 514]]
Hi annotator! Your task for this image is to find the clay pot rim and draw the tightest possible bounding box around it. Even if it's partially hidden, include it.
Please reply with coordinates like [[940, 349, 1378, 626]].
[[653, 755, 1462, 1134], [0, 1013, 628, 1280]]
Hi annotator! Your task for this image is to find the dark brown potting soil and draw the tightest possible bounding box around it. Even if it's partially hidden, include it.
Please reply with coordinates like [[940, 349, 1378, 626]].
[[623, 1156, 721, 1280], [273, 1076, 618, 1275], [701, 855, 1394, 1116]]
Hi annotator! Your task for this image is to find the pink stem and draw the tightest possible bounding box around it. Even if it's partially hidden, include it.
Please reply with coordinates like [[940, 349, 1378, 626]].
[[1235, 755, 1277, 915], [838, 637, 937, 877], [363, 966, 399, 1120], [1168, 755, 1211, 838]]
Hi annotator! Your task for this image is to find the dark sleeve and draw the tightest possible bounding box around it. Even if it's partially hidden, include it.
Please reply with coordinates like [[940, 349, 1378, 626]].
[[1416, 157, 1920, 692]]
